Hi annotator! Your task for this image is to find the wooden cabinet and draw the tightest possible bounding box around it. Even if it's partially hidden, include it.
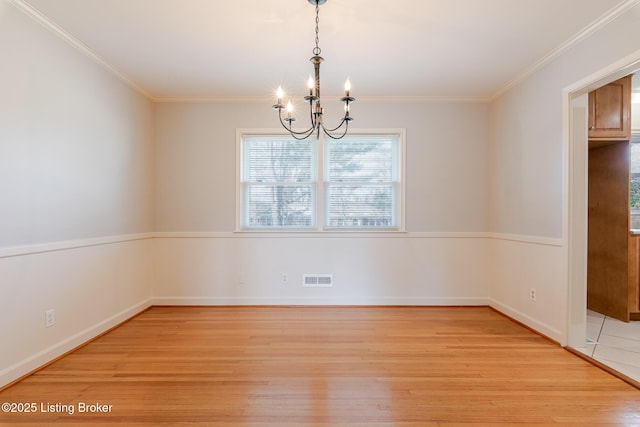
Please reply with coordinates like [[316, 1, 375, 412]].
[[588, 142, 631, 321], [587, 141, 640, 322], [588, 75, 631, 141]]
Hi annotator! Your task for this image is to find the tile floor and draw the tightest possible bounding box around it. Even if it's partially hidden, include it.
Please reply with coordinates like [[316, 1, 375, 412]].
[[576, 310, 640, 382]]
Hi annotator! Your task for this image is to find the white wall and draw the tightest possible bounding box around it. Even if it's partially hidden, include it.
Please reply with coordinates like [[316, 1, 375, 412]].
[[154, 101, 490, 233], [488, 4, 640, 343], [0, 3, 154, 247], [0, 2, 154, 386], [153, 235, 490, 306], [152, 100, 491, 305]]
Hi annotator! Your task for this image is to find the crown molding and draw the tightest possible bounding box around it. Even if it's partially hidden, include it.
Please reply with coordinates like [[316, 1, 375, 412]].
[[151, 96, 271, 103], [491, 0, 640, 101], [8, 0, 153, 100], [151, 95, 491, 104]]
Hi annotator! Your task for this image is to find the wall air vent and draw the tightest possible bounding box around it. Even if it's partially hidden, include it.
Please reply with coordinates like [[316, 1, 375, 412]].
[[303, 274, 333, 287]]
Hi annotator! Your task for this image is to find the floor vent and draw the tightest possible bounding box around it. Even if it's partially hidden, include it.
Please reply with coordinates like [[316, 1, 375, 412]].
[[303, 274, 333, 287]]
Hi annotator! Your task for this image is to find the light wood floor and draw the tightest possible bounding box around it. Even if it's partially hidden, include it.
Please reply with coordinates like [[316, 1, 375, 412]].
[[1, 306, 640, 426]]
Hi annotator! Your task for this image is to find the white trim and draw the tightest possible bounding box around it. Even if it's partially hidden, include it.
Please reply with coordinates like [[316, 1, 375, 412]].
[[153, 231, 561, 243], [153, 296, 490, 306], [565, 93, 589, 349], [488, 233, 564, 247], [235, 128, 242, 232], [398, 129, 407, 232], [404, 231, 488, 239], [236, 128, 407, 137], [158, 231, 561, 245], [153, 96, 492, 104], [156, 231, 478, 239], [0, 231, 564, 258], [491, 0, 640, 100], [0, 297, 153, 388], [489, 298, 562, 343], [563, 50, 640, 97], [0, 233, 154, 259], [7, 0, 153, 99]]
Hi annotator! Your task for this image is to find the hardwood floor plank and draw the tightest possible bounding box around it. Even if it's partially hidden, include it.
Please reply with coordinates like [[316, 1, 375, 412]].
[[1, 306, 639, 425]]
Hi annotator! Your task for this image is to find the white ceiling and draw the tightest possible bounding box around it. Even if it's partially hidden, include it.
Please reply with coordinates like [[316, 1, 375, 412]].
[[14, 0, 633, 100]]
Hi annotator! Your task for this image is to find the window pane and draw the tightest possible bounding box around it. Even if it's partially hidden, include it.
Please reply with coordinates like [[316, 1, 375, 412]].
[[631, 176, 640, 209], [631, 136, 640, 216], [327, 137, 395, 182], [245, 138, 313, 183], [325, 135, 399, 229], [241, 136, 316, 229], [246, 184, 314, 228], [326, 184, 394, 228]]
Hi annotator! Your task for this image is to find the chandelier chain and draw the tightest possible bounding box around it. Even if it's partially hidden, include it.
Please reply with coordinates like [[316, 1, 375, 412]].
[[313, 2, 321, 56]]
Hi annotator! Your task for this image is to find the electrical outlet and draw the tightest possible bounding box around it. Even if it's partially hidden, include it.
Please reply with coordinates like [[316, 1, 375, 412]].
[[282, 273, 288, 284], [45, 309, 55, 327], [530, 288, 537, 302]]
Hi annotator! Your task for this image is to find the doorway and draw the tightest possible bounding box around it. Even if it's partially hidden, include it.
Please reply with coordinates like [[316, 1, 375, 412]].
[[566, 50, 640, 380]]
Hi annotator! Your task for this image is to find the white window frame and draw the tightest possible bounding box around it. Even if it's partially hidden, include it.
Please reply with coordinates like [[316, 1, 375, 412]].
[[236, 128, 406, 232], [630, 132, 640, 228]]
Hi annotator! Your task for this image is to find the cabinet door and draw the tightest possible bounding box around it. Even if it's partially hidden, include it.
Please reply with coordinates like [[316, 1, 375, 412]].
[[587, 141, 631, 322], [588, 75, 631, 141]]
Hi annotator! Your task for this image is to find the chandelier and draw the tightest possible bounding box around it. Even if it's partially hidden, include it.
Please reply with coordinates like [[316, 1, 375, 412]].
[[272, 0, 355, 140]]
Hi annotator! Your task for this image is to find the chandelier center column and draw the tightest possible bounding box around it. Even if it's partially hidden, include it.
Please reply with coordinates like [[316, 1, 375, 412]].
[[311, 54, 323, 127]]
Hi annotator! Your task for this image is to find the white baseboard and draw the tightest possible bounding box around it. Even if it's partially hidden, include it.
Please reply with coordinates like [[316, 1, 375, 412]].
[[152, 296, 490, 306], [489, 297, 562, 343], [0, 298, 153, 388]]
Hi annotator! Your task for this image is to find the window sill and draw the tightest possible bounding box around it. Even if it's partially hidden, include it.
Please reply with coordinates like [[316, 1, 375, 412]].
[[233, 229, 408, 238]]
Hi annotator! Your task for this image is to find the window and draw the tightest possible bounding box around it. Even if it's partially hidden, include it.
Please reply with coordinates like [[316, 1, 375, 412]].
[[238, 131, 404, 231]]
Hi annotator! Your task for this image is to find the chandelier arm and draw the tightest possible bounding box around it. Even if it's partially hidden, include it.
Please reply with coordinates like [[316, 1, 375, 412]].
[[277, 107, 317, 137], [321, 116, 349, 133], [288, 127, 318, 141], [321, 120, 350, 140]]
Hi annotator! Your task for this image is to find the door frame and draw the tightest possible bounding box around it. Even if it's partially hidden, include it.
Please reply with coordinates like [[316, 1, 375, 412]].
[[564, 49, 640, 347]]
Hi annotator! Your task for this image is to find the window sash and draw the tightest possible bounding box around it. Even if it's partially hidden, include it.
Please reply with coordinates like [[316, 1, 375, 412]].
[[241, 136, 316, 230], [242, 183, 316, 229], [324, 135, 400, 229]]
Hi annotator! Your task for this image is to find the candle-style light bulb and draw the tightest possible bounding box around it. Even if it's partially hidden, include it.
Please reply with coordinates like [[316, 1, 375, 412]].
[[307, 76, 314, 96], [344, 78, 351, 97], [286, 101, 293, 118], [276, 86, 284, 104]]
